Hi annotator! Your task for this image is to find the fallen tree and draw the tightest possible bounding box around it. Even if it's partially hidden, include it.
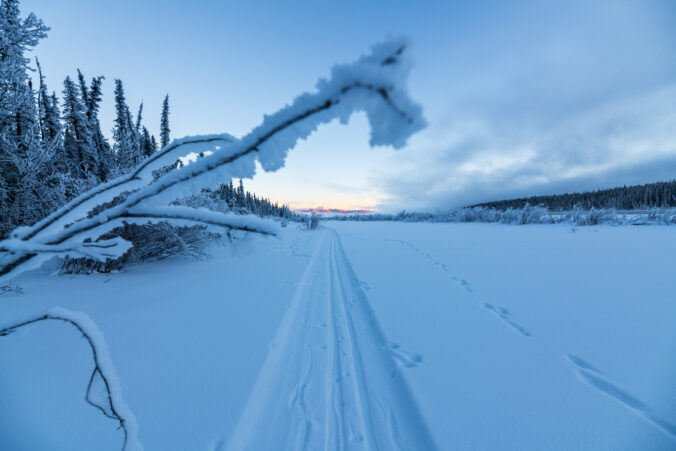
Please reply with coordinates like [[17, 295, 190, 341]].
[[0, 38, 425, 283]]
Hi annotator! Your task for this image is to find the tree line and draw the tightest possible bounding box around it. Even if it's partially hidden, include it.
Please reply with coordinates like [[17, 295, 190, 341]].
[[470, 180, 676, 211], [0, 0, 295, 243], [0, 0, 174, 238], [208, 179, 295, 218]]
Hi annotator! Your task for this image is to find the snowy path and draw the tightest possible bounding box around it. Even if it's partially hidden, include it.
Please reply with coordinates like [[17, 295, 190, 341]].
[[223, 229, 436, 451]]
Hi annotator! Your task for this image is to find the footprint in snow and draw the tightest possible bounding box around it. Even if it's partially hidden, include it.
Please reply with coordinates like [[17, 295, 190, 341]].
[[389, 343, 423, 368], [459, 279, 473, 292], [483, 303, 531, 337], [566, 353, 676, 441]]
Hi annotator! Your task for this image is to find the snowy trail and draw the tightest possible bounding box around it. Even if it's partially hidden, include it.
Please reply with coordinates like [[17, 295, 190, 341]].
[[224, 229, 436, 451]]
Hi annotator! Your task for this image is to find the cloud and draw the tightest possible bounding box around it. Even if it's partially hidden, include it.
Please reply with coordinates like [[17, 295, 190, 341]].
[[375, 83, 676, 211]]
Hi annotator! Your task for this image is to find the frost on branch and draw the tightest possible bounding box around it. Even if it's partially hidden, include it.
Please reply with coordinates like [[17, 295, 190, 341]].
[[0, 308, 143, 451], [0, 237, 133, 261], [0, 37, 425, 282], [13, 133, 238, 241]]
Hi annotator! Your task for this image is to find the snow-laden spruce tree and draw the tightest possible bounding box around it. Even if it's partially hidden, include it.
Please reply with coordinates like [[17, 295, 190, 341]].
[[35, 59, 61, 148], [112, 79, 145, 173], [160, 94, 170, 149], [0, 0, 51, 236], [62, 76, 98, 180], [0, 37, 426, 282], [79, 71, 113, 181]]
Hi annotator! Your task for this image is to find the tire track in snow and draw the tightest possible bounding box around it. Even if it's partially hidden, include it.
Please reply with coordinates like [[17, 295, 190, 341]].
[[566, 354, 676, 441], [225, 229, 436, 450]]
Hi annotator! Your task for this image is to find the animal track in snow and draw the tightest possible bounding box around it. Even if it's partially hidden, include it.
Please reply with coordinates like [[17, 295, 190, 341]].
[[566, 354, 676, 441], [387, 240, 473, 293], [381, 239, 535, 339], [389, 343, 423, 368], [483, 303, 531, 337], [450, 276, 473, 293]]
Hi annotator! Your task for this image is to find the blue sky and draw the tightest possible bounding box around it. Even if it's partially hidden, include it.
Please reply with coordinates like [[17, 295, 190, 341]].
[[23, 0, 676, 211]]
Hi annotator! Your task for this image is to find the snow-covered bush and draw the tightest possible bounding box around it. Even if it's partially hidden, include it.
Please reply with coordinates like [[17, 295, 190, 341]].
[[518, 203, 552, 224], [647, 207, 676, 224], [60, 223, 216, 274], [569, 206, 620, 226], [307, 212, 321, 230]]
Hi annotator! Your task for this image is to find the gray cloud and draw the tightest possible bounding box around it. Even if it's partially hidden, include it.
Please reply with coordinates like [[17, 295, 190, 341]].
[[373, 0, 676, 212], [375, 83, 676, 211]]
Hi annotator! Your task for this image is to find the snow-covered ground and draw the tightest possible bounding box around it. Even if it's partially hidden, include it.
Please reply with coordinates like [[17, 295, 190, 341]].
[[1, 222, 675, 450]]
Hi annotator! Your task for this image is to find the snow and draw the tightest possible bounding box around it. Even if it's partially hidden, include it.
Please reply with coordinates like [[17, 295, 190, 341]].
[[225, 230, 435, 450], [330, 221, 676, 450], [1, 222, 675, 450]]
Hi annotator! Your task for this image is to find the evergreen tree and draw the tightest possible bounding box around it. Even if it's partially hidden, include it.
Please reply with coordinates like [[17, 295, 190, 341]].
[[62, 75, 96, 179], [47, 91, 69, 173], [0, 0, 48, 147], [0, 11, 40, 219], [237, 179, 245, 207], [141, 126, 154, 157], [160, 94, 170, 148], [77, 69, 89, 112], [125, 106, 140, 161], [35, 58, 60, 145], [112, 79, 140, 172], [85, 74, 113, 180], [135, 102, 143, 132]]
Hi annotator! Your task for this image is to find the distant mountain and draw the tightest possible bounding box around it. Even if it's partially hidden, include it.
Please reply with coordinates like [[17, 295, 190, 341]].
[[470, 180, 676, 211], [296, 208, 376, 215]]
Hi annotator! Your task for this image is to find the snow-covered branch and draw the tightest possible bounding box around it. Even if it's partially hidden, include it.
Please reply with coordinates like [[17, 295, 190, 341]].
[[0, 308, 142, 451], [0, 37, 425, 282], [0, 237, 132, 260], [121, 207, 280, 236], [14, 133, 238, 241]]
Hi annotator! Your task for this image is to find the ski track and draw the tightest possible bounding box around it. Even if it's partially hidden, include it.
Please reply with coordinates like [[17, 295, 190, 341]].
[[566, 354, 676, 441], [225, 229, 437, 450]]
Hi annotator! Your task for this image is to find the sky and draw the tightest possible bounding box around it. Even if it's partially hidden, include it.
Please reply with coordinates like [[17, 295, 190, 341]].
[[22, 0, 676, 212]]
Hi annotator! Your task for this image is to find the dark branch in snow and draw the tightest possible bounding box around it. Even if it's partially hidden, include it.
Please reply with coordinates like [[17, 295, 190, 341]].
[[0, 313, 137, 451], [0, 283, 23, 296]]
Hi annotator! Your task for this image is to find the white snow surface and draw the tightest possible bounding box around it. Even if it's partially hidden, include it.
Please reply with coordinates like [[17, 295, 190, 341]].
[[1, 222, 675, 450]]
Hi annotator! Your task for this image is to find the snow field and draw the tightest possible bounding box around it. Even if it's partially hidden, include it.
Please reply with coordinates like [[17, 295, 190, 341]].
[[1, 222, 675, 450]]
